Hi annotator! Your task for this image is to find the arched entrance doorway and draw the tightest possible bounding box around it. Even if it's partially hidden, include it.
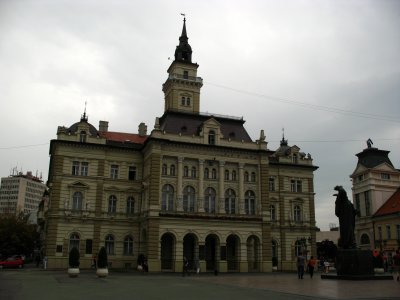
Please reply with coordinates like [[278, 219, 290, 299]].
[[226, 234, 240, 272], [161, 233, 175, 271], [247, 235, 260, 272], [183, 233, 198, 271], [205, 234, 219, 271]]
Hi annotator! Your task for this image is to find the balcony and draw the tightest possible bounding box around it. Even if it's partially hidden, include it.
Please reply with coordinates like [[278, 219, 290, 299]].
[[168, 73, 203, 84]]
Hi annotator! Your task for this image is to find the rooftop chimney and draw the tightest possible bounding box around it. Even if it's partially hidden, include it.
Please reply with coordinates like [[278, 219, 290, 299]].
[[99, 121, 109, 132], [138, 122, 147, 136]]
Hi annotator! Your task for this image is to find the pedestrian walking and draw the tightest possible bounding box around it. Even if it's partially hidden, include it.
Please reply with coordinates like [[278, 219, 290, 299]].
[[182, 256, 189, 277], [296, 252, 306, 279], [324, 259, 330, 274], [307, 256, 317, 278], [91, 254, 97, 269], [393, 249, 400, 282]]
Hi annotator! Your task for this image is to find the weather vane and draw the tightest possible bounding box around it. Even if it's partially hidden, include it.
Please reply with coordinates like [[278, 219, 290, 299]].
[[180, 13, 186, 20]]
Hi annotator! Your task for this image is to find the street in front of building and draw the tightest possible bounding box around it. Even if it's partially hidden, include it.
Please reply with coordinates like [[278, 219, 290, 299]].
[[1, 268, 399, 300]]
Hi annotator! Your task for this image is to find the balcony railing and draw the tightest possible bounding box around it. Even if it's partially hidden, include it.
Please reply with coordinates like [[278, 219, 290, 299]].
[[168, 73, 203, 83]]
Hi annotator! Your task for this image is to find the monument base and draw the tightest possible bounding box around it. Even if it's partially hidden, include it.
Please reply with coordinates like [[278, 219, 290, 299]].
[[321, 249, 392, 280], [336, 249, 374, 276]]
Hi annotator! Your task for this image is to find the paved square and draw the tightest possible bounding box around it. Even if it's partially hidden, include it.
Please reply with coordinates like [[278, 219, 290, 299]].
[[1, 269, 399, 300]]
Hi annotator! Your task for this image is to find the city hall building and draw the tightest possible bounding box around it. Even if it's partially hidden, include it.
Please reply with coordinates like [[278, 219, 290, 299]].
[[44, 19, 318, 272]]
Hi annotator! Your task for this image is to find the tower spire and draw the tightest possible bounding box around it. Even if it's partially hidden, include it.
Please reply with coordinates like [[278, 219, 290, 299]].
[[174, 15, 192, 63]]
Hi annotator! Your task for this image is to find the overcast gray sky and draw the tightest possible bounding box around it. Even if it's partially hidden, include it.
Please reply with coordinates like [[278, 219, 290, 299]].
[[1, 0, 399, 230]]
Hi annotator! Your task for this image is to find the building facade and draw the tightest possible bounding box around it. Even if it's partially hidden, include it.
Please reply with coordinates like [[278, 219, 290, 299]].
[[350, 143, 400, 250], [372, 188, 400, 253], [0, 171, 46, 219], [44, 19, 318, 272]]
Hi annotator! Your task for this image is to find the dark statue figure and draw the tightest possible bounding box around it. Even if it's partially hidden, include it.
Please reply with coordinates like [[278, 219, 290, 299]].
[[334, 186, 357, 249]]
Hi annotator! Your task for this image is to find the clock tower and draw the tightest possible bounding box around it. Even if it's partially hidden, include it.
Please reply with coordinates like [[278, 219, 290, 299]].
[[162, 18, 203, 113]]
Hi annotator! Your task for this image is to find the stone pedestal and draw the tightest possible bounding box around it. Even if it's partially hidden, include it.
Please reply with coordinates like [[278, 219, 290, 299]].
[[335, 249, 373, 276]]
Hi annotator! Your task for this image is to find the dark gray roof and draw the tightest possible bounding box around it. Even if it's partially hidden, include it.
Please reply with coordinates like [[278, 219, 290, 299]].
[[68, 121, 98, 137], [356, 147, 393, 168], [158, 110, 252, 142]]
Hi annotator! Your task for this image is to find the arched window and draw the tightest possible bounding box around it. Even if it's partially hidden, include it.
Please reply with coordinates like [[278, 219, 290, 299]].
[[270, 204, 276, 221], [108, 195, 117, 214], [105, 234, 115, 255], [123, 236, 133, 255], [360, 234, 370, 245], [126, 196, 135, 215], [69, 233, 80, 251], [186, 98, 191, 106], [170, 164, 176, 176], [191, 167, 196, 178], [161, 184, 174, 211], [80, 130, 87, 143], [294, 205, 301, 222], [183, 166, 189, 177], [232, 170, 237, 181], [162, 164, 167, 176], [245, 190, 255, 215], [251, 172, 256, 182], [211, 168, 217, 179], [204, 168, 209, 179], [181, 96, 186, 106], [72, 192, 83, 210], [183, 186, 195, 212], [225, 170, 230, 180], [208, 130, 216, 145], [244, 171, 249, 182], [225, 189, 236, 214], [204, 187, 216, 213]]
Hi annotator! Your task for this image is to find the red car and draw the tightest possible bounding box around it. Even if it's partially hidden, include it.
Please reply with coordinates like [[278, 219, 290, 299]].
[[0, 256, 24, 269]]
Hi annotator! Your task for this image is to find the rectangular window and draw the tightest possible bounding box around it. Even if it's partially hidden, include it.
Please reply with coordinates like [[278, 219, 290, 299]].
[[56, 245, 63, 253], [72, 161, 80, 175], [128, 166, 136, 180], [378, 226, 382, 240], [85, 239, 93, 254], [110, 164, 119, 179], [183, 70, 189, 79], [291, 180, 302, 192], [81, 162, 89, 176], [355, 194, 360, 215], [381, 173, 390, 180], [364, 191, 370, 216], [386, 225, 391, 239], [269, 177, 275, 192], [396, 224, 400, 240]]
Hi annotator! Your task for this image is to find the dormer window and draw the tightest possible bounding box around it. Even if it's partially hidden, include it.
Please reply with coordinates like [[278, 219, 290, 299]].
[[208, 130, 216, 145], [292, 153, 298, 164], [80, 130, 87, 143]]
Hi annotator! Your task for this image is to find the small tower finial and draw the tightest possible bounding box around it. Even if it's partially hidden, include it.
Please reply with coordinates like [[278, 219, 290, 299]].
[[81, 101, 88, 122]]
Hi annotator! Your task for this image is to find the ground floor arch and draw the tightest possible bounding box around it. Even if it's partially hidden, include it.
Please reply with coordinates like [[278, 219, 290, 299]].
[[205, 234, 219, 271], [161, 232, 175, 271], [227, 234, 240, 271], [247, 235, 260, 272]]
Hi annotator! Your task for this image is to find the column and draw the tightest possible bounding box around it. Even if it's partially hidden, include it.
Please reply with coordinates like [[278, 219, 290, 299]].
[[177, 157, 183, 211], [198, 159, 204, 212], [218, 160, 225, 213], [238, 163, 245, 214]]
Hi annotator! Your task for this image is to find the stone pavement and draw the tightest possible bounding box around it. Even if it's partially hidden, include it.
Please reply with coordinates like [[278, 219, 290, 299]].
[[0, 268, 399, 300]]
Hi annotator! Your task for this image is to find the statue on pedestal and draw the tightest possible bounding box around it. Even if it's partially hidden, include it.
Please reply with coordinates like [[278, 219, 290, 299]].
[[334, 186, 357, 249]]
